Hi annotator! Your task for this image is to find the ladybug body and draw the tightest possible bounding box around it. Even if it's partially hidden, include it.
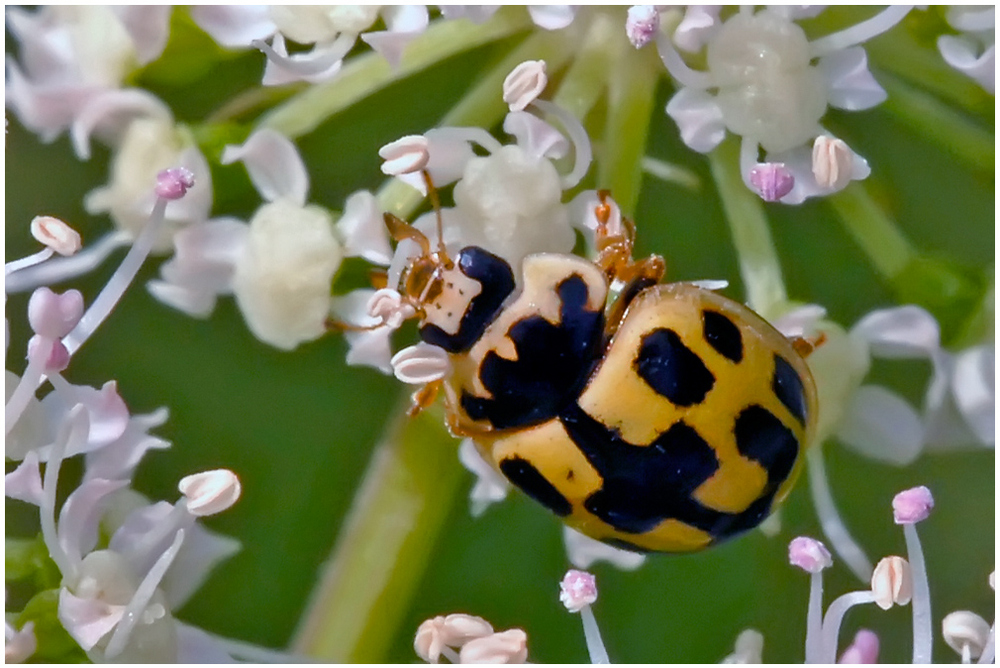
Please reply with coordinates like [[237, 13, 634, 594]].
[[388, 201, 817, 553]]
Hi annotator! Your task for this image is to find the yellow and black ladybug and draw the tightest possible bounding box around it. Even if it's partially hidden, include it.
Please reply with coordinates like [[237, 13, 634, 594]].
[[383, 190, 817, 553]]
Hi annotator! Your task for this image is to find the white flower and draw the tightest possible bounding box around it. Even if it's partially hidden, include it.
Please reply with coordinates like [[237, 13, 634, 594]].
[[232, 198, 342, 350], [938, 6, 996, 94], [84, 117, 213, 253], [5, 6, 170, 142], [458, 438, 511, 517], [562, 526, 646, 571], [661, 7, 909, 203]]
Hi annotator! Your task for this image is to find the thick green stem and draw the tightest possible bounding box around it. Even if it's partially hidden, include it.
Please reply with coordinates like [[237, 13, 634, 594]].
[[376, 28, 578, 219], [827, 183, 917, 281], [550, 13, 618, 124], [292, 400, 464, 662], [599, 29, 661, 216], [879, 74, 994, 173], [708, 139, 787, 317], [260, 9, 530, 139]]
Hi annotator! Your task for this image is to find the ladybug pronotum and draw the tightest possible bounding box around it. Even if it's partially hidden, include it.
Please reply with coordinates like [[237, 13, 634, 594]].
[[383, 189, 817, 553]]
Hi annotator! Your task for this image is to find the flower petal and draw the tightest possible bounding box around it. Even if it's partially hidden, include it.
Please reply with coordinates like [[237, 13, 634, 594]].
[[58, 588, 125, 651], [502, 111, 569, 160], [58, 478, 130, 566], [818, 47, 887, 111], [336, 191, 393, 264], [112, 6, 172, 65], [850, 305, 941, 359], [458, 438, 510, 517], [665, 87, 727, 153], [835, 385, 924, 465], [938, 36, 996, 93], [260, 34, 346, 86], [70, 89, 172, 161], [951, 345, 995, 446], [527, 5, 577, 30], [5, 451, 44, 505], [673, 5, 723, 53], [563, 526, 646, 571], [84, 408, 171, 483], [221, 129, 309, 206], [175, 622, 236, 663], [189, 5, 276, 49]]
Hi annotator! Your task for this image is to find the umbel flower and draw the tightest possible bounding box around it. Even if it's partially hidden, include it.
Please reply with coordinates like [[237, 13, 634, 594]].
[[6, 5, 993, 664]]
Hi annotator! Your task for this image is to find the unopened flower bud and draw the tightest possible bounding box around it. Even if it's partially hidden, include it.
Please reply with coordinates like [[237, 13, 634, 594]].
[[155, 167, 196, 200], [812, 136, 854, 190], [178, 469, 242, 516], [414, 614, 494, 662], [367, 288, 415, 328], [871, 556, 912, 610], [749, 163, 794, 202], [27, 335, 70, 372], [559, 569, 598, 613], [838, 629, 879, 664], [503, 60, 547, 112], [30, 216, 82, 256], [942, 610, 991, 660], [379, 135, 430, 175], [458, 629, 528, 664], [626, 6, 660, 48], [28, 287, 84, 339], [391, 343, 450, 384], [788, 536, 832, 573], [892, 485, 934, 524]]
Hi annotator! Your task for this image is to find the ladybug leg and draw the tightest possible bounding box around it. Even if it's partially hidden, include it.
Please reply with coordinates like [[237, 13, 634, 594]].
[[407, 380, 442, 417], [790, 332, 827, 358], [592, 191, 665, 286]]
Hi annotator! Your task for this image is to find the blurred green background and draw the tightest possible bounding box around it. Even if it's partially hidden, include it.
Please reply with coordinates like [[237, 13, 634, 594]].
[[5, 7, 994, 663]]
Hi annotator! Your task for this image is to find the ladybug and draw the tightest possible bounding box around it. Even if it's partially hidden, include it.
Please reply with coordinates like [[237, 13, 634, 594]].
[[382, 190, 818, 553]]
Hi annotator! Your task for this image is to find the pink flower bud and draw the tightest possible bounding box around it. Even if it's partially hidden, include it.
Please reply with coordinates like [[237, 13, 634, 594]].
[[559, 569, 598, 612], [30, 216, 82, 256], [788, 536, 832, 573], [155, 167, 196, 200], [892, 485, 934, 524], [27, 335, 70, 372], [871, 556, 912, 609], [749, 163, 795, 202], [27, 287, 84, 339], [391, 343, 450, 384], [503, 60, 547, 112], [839, 629, 879, 663], [379, 135, 430, 176], [626, 6, 660, 49], [812, 136, 854, 190], [179, 469, 242, 516], [458, 629, 528, 664]]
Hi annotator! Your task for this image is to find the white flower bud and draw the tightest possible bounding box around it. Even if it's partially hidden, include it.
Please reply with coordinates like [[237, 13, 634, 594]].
[[942, 610, 991, 660], [27, 287, 85, 339], [178, 469, 242, 516], [366, 288, 414, 328], [503, 60, 547, 112], [812, 135, 854, 190], [391, 342, 450, 384], [379, 135, 430, 176], [30, 215, 82, 256], [458, 628, 528, 664], [871, 556, 912, 610]]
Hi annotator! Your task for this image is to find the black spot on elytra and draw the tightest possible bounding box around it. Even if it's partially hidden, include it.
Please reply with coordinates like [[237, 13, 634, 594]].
[[634, 329, 715, 406], [702, 310, 743, 363], [461, 275, 604, 430], [499, 457, 572, 517], [557, 402, 799, 544], [772, 354, 808, 425], [420, 246, 515, 353], [566, 470, 575, 481], [734, 405, 799, 488]]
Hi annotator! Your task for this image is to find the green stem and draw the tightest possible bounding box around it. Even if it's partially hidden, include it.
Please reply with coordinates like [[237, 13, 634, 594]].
[[879, 73, 994, 173], [205, 83, 306, 125], [599, 24, 662, 216], [291, 400, 465, 662], [827, 182, 917, 281], [376, 27, 578, 219], [260, 8, 530, 139], [550, 13, 618, 124], [708, 139, 787, 317]]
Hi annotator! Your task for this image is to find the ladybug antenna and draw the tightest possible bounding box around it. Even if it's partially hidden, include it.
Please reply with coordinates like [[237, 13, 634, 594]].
[[383, 212, 431, 256], [421, 170, 447, 258]]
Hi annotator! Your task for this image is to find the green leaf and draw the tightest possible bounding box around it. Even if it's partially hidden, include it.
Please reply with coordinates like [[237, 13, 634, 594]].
[[6, 535, 62, 591], [16, 589, 90, 663]]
